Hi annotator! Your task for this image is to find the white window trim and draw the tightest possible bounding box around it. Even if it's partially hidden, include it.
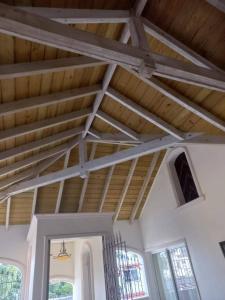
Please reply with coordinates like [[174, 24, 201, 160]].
[[166, 147, 204, 208]]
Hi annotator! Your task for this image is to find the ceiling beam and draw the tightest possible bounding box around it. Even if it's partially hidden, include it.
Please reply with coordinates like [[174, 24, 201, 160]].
[[0, 56, 105, 80], [96, 110, 140, 141], [78, 143, 97, 212], [5, 196, 11, 231], [148, 78, 225, 133], [106, 87, 184, 140], [127, 67, 225, 132], [142, 17, 224, 72], [0, 108, 90, 142], [55, 150, 72, 214], [31, 187, 38, 217], [0, 133, 198, 200], [0, 143, 67, 178], [206, 0, 225, 13], [18, 7, 130, 24], [0, 152, 66, 191], [151, 53, 225, 92], [113, 158, 138, 222], [0, 4, 152, 73], [129, 152, 160, 223], [98, 145, 120, 213], [0, 126, 83, 163], [82, 0, 148, 137], [0, 84, 100, 118]]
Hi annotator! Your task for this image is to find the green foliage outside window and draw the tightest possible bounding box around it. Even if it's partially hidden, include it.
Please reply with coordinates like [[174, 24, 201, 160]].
[[0, 263, 22, 300], [48, 281, 73, 299]]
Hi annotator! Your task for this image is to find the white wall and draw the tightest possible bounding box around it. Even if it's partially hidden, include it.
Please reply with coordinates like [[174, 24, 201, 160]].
[[140, 144, 225, 300], [0, 225, 29, 271]]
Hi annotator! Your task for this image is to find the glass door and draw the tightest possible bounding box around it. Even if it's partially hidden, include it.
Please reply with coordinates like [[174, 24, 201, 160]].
[[153, 243, 201, 300]]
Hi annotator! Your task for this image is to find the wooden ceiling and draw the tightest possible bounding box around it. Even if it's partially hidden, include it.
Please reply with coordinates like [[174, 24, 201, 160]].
[[0, 0, 224, 226]]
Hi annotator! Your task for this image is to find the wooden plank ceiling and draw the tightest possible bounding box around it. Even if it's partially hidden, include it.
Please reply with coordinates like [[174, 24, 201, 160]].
[[0, 0, 224, 225]]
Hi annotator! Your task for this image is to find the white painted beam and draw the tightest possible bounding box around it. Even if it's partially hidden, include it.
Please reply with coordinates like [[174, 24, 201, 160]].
[[99, 145, 120, 212], [126, 67, 225, 133], [55, 150, 71, 214], [142, 17, 224, 72], [106, 87, 184, 140], [18, 7, 130, 24], [0, 108, 90, 142], [0, 84, 101, 117], [77, 143, 97, 212], [0, 142, 76, 190], [79, 138, 88, 179], [0, 4, 152, 73], [0, 126, 83, 162], [0, 133, 198, 200], [82, 0, 148, 137], [96, 110, 140, 141], [113, 158, 139, 222], [5, 196, 11, 230], [0, 56, 105, 80], [0, 143, 68, 178], [148, 77, 225, 133], [206, 0, 225, 13], [152, 53, 225, 92], [31, 187, 38, 217], [130, 152, 160, 223]]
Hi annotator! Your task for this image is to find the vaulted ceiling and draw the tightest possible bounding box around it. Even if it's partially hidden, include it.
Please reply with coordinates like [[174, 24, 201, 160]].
[[0, 0, 224, 227]]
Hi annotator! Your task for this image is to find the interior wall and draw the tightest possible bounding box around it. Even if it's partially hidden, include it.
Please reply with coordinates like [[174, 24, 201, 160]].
[[140, 144, 225, 300], [0, 225, 29, 270]]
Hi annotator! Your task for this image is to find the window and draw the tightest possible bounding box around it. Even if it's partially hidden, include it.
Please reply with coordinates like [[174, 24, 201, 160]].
[[153, 243, 200, 300], [168, 148, 201, 206], [48, 281, 73, 300], [0, 262, 23, 299], [116, 249, 148, 299]]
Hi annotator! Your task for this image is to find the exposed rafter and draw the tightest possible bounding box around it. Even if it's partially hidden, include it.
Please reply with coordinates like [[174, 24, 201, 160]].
[[126, 67, 225, 133], [0, 109, 90, 142], [113, 158, 139, 222], [130, 152, 160, 223], [99, 145, 120, 213], [106, 87, 184, 140], [5, 197, 11, 230], [206, 0, 225, 13], [142, 17, 224, 72], [0, 126, 83, 163], [96, 110, 140, 141], [18, 7, 130, 24], [0, 85, 101, 117], [0, 133, 200, 200], [78, 143, 97, 212], [55, 150, 72, 214], [0, 4, 153, 73], [0, 56, 105, 80]]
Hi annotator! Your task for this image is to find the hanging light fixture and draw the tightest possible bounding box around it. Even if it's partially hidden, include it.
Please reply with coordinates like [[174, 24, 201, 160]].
[[53, 241, 71, 262]]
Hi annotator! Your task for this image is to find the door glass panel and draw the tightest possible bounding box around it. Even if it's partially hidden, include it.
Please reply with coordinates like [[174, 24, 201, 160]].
[[169, 245, 200, 300], [153, 251, 178, 300]]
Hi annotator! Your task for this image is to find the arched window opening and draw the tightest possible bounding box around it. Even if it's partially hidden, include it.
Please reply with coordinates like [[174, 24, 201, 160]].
[[0, 262, 23, 299], [174, 152, 199, 205], [116, 249, 148, 300], [48, 280, 73, 300]]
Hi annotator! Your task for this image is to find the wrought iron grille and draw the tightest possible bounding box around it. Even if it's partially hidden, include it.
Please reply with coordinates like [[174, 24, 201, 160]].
[[103, 233, 147, 300], [0, 264, 22, 300]]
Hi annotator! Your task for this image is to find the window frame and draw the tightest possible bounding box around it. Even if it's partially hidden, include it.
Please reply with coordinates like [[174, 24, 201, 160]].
[[167, 147, 204, 208], [116, 247, 149, 300], [151, 240, 201, 300], [0, 258, 25, 300]]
